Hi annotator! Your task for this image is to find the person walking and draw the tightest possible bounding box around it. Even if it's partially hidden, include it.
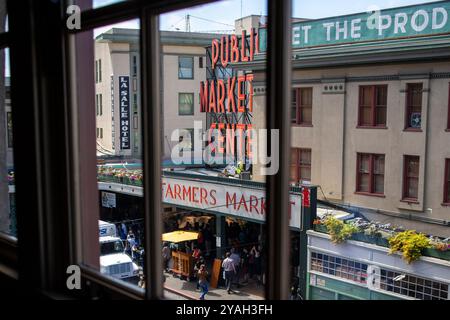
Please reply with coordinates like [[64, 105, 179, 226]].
[[197, 264, 209, 300], [162, 242, 171, 272], [221, 252, 236, 294]]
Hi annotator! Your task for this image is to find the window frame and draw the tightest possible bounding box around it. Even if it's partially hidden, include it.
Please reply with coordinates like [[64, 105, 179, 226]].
[[403, 155, 420, 201], [405, 83, 423, 131], [355, 153, 385, 197], [0, 0, 293, 301], [444, 159, 450, 205], [178, 92, 194, 116], [178, 55, 194, 80], [292, 87, 312, 126], [290, 148, 311, 183], [357, 85, 388, 128]]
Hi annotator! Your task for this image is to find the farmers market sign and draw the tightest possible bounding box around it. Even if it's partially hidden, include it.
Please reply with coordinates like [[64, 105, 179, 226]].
[[258, 1, 450, 51]]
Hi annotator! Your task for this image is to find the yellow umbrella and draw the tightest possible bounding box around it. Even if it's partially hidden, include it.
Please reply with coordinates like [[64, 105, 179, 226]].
[[162, 230, 199, 243]]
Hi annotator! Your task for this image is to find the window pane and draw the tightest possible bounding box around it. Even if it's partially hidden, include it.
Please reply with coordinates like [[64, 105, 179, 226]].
[[361, 86, 372, 106], [179, 93, 194, 115], [360, 107, 372, 126], [407, 178, 418, 198], [161, 0, 267, 300], [375, 106, 386, 126], [291, 89, 297, 123], [301, 106, 312, 124], [74, 20, 144, 287], [374, 175, 384, 194], [178, 57, 193, 79], [359, 174, 370, 192], [0, 48, 15, 237], [376, 86, 387, 106], [407, 157, 419, 177]]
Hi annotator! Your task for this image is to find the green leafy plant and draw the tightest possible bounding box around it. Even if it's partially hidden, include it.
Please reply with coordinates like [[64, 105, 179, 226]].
[[323, 216, 358, 244], [388, 230, 431, 264]]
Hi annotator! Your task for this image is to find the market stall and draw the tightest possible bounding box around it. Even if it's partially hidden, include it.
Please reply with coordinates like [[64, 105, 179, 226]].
[[162, 231, 199, 280]]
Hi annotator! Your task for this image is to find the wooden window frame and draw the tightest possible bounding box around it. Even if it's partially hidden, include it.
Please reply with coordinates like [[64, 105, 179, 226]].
[[292, 87, 312, 126], [357, 85, 388, 128], [290, 148, 311, 183], [403, 155, 420, 201], [0, 0, 292, 301], [405, 83, 423, 131], [443, 159, 450, 205], [355, 153, 385, 197]]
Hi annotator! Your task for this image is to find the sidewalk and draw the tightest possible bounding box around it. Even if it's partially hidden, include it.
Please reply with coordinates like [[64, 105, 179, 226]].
[[163, 271, 265, 300]]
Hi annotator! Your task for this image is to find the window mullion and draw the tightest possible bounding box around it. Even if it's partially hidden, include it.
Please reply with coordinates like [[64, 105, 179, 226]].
[[266, 0, 292, 300], [140, 9, 163, 300]]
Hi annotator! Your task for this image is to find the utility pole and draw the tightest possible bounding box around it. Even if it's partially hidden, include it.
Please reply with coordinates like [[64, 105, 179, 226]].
[[185, 14, 190, 32]]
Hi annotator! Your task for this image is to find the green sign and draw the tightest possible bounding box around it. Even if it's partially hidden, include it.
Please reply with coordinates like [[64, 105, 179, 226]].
[[258, 1, 450, 51]]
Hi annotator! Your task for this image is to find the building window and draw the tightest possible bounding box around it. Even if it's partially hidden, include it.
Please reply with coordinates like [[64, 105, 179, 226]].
[[356, 153, 385, 195], [444, 159, 450, 204], [96, 94, 98, 115], [290, 148, 311, 183], [358, 85, 387, 127], [199, 56, 203, 69], [403, 155, 420, 200], [99, 94, 103, 115], [292, 88, 312, 125], [98, 59, 102, 82], [178, 56, 193, 79], [405, 83, 423, 129], [178, 93, 194, 115], [95, 60, 98, 83], [133, 55, 137, 76], [7, 112, 13, 148]]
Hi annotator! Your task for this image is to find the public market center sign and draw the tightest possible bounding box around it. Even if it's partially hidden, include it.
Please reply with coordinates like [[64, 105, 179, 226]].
[[258, 1, 450, 51]]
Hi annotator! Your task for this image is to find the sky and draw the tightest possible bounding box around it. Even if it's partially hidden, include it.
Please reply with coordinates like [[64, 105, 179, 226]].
[[92, 0, 442, 35]]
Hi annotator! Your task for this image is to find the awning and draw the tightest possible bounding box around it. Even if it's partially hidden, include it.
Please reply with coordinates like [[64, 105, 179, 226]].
[[162, 231, 199, 243]]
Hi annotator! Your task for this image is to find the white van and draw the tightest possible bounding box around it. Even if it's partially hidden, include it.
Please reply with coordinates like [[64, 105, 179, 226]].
[[99, 220, 140, 280]]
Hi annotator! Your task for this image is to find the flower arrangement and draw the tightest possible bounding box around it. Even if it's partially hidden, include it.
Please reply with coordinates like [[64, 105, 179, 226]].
[[388, 230, 431, 264], [430, 237, 450, 252], [323, 216, 359, 244]]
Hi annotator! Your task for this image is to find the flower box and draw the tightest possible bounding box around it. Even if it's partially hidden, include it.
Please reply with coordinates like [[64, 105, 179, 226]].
[[313, 224, 328, 234], [422, 248, 450, 261]]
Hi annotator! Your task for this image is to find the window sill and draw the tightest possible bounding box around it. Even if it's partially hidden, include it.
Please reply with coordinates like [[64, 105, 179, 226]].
[[441, 202, 450, 207], [403, 128, 422, 132], [400, 199, 420, 204], [355, 192, 386, 198], [445, 129, 450, 132], [356, 126, 388, 129]]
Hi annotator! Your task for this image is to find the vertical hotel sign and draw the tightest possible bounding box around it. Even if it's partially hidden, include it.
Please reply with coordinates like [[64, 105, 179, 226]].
[[119, 76, 130, 150]]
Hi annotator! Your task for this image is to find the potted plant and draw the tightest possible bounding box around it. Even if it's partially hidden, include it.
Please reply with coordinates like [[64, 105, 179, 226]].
[[388, 230, 431, 264]]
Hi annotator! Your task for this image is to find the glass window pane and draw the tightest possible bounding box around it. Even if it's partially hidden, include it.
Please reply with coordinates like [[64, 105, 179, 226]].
[[161, 0, 267, 300], [75, 20, 144, 287], [178, 57, 193, 79], [361, 107, 372, 126], [375, 106, 386, 126], [179, 93, 194, 115]]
